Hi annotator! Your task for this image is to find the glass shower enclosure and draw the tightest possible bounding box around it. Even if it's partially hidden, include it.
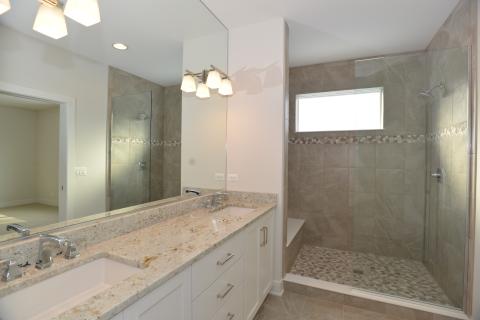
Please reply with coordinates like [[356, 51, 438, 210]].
[[110, 92, 153, 210]]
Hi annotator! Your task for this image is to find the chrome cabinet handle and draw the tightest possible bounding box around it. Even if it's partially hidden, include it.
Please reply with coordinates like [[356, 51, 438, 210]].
[[217, 253, 234, 266], [227, 313, 235, 320], [265, 226, 268, 245], [217, 283, 234, 299], [260, 227, 267, 247]]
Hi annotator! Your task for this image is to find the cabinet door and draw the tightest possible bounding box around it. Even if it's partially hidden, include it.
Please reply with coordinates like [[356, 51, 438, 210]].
[[123, 268, 191, 320], [258, 212, 274, 299], [243, 223, 259, 320]]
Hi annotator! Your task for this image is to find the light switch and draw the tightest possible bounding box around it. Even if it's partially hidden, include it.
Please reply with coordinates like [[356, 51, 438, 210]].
[[74, 167, 88, 176], [214, 173, 225, 181], [227, 173, 239, 181]]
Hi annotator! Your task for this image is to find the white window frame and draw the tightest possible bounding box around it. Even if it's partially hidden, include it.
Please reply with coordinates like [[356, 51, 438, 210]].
[[295, 87, 384, 133]]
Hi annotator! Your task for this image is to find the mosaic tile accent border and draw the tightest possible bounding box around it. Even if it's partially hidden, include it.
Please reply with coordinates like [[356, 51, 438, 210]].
[[289, 123, 468, 145], [111, 137, 181, 147], [289, 134, 426, 145]]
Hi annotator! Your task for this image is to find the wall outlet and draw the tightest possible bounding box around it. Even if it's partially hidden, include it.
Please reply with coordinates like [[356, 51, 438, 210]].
[[227, 173, 239, 181], [74, 167, 88, 176], [214, 173, 225, 181]]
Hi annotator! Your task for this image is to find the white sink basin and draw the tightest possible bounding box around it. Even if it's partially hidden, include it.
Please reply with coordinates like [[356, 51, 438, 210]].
[[0, 258, 140, 320]]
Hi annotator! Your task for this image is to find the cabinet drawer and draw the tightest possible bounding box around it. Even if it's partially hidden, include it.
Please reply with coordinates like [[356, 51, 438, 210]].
[[193, 259, 243, 320], [212, 283, 243, 320], [192, 232, 244, 298]]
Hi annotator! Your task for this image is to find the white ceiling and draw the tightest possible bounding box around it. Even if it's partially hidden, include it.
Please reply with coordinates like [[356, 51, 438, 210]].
[[0, 93, 58, 110], [0, 0, 226, 86], [202, 0, 460, 67]]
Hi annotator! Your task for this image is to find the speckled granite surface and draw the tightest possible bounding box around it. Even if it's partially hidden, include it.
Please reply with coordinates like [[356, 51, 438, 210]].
[[0, 194, 276, 320]]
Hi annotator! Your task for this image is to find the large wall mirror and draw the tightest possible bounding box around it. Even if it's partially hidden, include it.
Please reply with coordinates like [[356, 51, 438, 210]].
[[0, 0, 228, 241]]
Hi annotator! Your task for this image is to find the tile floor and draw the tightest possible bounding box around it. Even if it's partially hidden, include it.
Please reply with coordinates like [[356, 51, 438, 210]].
[[290, 245, 453, 307], [254, 288, 457, 320]]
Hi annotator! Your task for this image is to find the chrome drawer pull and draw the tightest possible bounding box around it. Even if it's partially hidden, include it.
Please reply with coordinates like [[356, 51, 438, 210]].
[[217, 283, 234, 299], [217, 253, 234, 266], [227, 313, 235, 320]]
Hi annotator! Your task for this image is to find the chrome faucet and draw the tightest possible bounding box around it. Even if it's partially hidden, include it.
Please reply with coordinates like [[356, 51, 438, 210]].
[[0, 259, 22, 282], [6, 224, 30, 237], [208, 192, 228, 211], [185, 188, 201, 196], [35, 234, 79, 269]]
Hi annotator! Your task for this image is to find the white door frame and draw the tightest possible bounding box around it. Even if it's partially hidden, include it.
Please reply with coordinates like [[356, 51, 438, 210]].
[[0, 81, 75, 222]]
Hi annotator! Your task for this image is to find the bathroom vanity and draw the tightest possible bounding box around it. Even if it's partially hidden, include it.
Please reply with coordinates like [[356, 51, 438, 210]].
[[0, 193, 276, 320]]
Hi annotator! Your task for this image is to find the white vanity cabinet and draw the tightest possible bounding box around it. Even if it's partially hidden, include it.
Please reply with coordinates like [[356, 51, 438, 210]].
[[110, 209, 274, 320], [244, 210, 274, 320], [121, 268, 192, 320]]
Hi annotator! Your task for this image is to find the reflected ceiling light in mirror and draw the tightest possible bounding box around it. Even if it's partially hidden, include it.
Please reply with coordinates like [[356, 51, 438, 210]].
[[206, 69, 222, 89], [196, 83, 210, 99], [218, 78, 233, 96], [64, 0, 101, 27], [181, 73, 197, 93], [33, 0, 68, 39], [113, 43, 128, 50], [0, 0, 11, 15]]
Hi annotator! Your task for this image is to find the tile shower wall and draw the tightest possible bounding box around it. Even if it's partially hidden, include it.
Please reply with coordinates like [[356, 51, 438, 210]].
[[288, 53, 428, 261], [109, 68, 182, 209], [423, 0, 474, 308]]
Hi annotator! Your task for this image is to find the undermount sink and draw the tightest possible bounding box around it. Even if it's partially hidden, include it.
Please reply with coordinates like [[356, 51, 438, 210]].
[[0, 258, 140, 320]]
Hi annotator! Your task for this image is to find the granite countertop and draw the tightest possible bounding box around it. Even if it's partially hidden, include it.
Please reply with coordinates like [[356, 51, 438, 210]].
[[0, 203, 275, 320]]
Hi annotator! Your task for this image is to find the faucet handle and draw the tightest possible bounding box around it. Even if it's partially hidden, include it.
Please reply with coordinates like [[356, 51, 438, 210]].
[[0, 259, 22, 282], [6, 224, 30, 237], [64, 241, 79, 259]]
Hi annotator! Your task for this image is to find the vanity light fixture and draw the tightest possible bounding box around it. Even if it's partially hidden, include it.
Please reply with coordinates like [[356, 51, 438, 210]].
[[181, 73, 197, 93], [113, 43, 128, 50], [64, 0, 101, 27], [206, 69, 222, 89], [33, 0, 68, 40], [0, 0, 11, 15], [31, 0, 101, 40], [181, 65, 233, 98], [196, 83, 211, 99]]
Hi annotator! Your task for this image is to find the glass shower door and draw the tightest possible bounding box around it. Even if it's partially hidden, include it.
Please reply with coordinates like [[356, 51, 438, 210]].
[[424, 46, 470, 309], [110, 92, 152, 210]]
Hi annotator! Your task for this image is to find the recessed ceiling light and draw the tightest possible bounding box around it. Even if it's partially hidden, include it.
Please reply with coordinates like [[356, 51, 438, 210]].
[[112, 43, 128, 50]]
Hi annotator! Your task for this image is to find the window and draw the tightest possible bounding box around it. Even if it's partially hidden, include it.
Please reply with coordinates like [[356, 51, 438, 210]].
[[295, 87, 384, 132]]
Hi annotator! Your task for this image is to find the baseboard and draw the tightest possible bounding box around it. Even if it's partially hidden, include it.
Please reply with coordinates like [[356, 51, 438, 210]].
[[0, 199, 36, 208], [270, 279, 284, 296]]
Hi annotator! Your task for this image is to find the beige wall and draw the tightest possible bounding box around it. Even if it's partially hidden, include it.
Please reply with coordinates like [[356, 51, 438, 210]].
[[0, 105, 59, 208], [35, 107, 59, 206], [0, 25, 109, 218], [0, 106, 37, 207]]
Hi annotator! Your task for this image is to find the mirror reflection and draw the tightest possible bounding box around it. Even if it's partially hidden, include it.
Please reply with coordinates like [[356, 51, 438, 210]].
[[0, 0, 228, 240]]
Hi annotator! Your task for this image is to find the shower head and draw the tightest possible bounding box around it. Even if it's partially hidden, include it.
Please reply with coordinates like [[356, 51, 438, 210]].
[[418, 82, 446, 98]]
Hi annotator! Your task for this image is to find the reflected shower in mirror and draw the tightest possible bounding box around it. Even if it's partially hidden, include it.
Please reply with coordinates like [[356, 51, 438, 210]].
[[0, 0, 228, 241]]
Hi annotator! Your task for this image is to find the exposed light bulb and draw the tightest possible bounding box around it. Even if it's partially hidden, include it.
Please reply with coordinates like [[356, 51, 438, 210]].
[[0, 0, 11, 15], [196, 83, 210, 99], [64, 0, 101, 27], [206, 69, 222, 89], [218, 78, 233, 96], [33, 2, 68, 40], [181, 74, 197, 93]]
